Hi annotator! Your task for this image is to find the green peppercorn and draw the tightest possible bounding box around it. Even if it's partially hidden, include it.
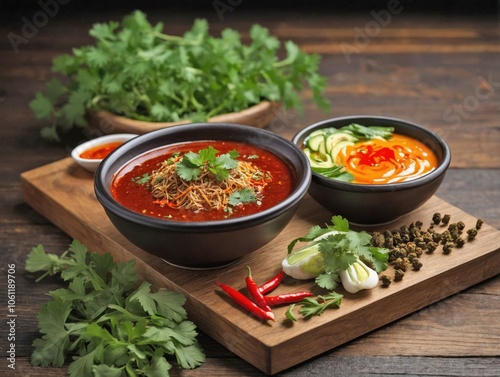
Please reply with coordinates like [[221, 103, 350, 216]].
[[380, 275, 392, 287], [395, 247, 407, 259], [401, 234, 410, 243], [392, 232, 402, 243], [371, 232, 385, 247], [432, 212, 442, 225], [443, 242, 454, 254], [426, 241, 438, 253], [394, 257, 408, 271], [407, 252, 417, 261], [422, 233, 433, 244], [476, 219, 484, 230], [394, 269, 405, 282], [388, 249, 398, 263], [411, 258, 423, 271], [415, 247, 424, 257], [455, 237, 465, 248], [467, 228, 478, 240], [450, 230, 460, 241], [406, 242, 416, 253], [441, 230, 452, 244], [416, 240, 427, 249], [441, 214, 451, 225], [432, 232, 442, 243]]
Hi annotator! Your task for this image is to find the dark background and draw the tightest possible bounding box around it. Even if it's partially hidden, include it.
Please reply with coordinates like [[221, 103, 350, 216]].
[[1, 0, 498, 15]]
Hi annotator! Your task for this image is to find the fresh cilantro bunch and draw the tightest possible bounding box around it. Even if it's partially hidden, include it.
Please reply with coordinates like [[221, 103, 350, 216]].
[[25, 240, 205, 377], [30, 10, 330, 141]]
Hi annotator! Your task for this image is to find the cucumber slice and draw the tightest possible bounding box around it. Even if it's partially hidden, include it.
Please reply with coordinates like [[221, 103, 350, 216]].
[[330, 140, 354, 163], [325, 131, 357, 154], [303, 148, 334, 168], [306, 134, 325, 152]]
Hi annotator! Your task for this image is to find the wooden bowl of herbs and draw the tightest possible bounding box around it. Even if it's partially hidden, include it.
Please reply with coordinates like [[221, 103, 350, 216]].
[[30, 10, 330, 142], [88, 101, 281, 135]]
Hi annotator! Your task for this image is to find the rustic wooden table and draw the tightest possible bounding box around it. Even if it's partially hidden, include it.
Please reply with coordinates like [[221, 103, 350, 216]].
[[1, 3, 499, 376]]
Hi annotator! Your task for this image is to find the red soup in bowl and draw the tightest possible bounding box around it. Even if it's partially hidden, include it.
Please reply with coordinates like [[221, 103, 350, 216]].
[[111, 140, 293, 222]]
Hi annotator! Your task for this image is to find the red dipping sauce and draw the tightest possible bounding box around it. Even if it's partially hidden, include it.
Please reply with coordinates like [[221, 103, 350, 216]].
[[80, 142, 123, 160], [111, 140, 294, 222]]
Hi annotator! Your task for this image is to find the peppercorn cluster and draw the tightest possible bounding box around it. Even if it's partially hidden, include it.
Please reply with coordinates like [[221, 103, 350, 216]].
[[371, 213, 483, 287]]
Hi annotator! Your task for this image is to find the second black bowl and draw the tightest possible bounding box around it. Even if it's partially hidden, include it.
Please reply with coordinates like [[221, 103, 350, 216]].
[[292, 115, 451, 226]]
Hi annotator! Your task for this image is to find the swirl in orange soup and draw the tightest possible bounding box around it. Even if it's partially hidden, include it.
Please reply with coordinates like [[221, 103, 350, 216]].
[[337, 134, 438, 184]]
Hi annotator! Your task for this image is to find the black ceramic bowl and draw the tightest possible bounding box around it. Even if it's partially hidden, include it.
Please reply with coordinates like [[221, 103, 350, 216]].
[[292, 116, 451, 226], [94, 123, 311, 269]]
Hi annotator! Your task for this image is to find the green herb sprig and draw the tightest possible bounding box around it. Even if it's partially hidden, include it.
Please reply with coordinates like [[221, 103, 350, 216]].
[[176, 146, 239, 181], [30, 10, 330, 141], [288, 216, 389, 291], [285, 292, 343, 322], [25, 240, 205, 376]]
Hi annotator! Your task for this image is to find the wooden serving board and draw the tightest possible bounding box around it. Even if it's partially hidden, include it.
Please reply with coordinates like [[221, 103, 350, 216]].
[[21, 158, 500, 375]]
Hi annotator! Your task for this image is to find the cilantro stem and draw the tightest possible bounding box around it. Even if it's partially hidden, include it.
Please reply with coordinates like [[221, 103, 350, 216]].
[[206, 101, 230, 118], [152, 31, 202, 45], [273, 57, 294, 69], [190, 93, 203, 110]]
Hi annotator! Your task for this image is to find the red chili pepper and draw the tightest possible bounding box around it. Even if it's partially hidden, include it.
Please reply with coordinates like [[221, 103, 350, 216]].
[[245, 266, 272, 312], [214, 281, 274, 321], [258, 270, 285, 295], [264, 291, 314, 306], [349, 145, 396, 166]]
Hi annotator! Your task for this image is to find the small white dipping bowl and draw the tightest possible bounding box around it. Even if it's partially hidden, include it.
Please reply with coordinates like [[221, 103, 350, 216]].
[[71, 134, 138, 173]]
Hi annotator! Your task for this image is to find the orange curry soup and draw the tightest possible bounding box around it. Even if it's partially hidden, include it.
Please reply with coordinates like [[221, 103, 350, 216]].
[[337, 134, 438, 184]]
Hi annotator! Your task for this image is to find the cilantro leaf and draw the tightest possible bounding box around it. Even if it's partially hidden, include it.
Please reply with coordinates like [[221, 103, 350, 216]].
[[31, 298, 72, 367], [216, 150, 239, 170], [92, 364, 124, 377], [315, 271, 340, 291], [193, 146, 217, 166], [138, 351, 172, 376], [228, 188, 257, 206], [68, 348, 98, 377], [25, 244, 63, 275], [176, 147, 239, 182], [176, 154, 202, 181], [173, 342, 206, 370], [150, 290, 188, 322], [30, 93, 54, 120], [331, 215, 350, 232], [132, 173, 150, 185]]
